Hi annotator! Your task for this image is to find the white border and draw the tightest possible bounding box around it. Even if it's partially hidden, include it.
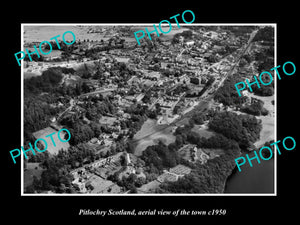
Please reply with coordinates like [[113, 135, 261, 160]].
[[21, 23, 277, 196]]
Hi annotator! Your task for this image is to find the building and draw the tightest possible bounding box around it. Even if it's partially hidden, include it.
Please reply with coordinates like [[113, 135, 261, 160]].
[[194, 147, 210, 164], [146, 71, 161, 81], [90, 137, 100, 144], [185, 40, 195, 46]]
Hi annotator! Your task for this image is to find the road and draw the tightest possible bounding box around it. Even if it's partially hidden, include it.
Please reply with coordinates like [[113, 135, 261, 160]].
[[132, 29, 259, 144], [56, 99, 75, 121], [79, 88, 116, 98]]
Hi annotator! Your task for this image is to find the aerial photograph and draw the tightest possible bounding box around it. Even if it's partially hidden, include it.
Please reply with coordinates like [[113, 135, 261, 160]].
[[22, 24, 275, 194]]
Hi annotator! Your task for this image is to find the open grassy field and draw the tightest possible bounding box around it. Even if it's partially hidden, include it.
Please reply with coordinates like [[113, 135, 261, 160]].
[[227, 93, 275, 148], [24, 25, 191, 45], [133, 128, 176, 156], [249, 93, 275, 147], [133, 119, 161, 140], [24, 25, 107, 43], [133, 119, 176, 156], [191, 124, 215, 138], [32, 127, 70, 155]]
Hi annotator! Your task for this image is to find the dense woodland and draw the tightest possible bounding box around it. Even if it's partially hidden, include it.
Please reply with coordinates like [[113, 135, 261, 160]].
[[252, 26, 274, 43], [26, 143, 97, 193], [208, 111, 262, 149], [24, 67, 71, 142], [157, 123, 241, 193], [158, 145, 239, 193], [24, 63, 152, 193], [140, 108, 262, 193], [214, 75, 248, 106], [251, 26, 275, 96], [240, 99, 268, 116]]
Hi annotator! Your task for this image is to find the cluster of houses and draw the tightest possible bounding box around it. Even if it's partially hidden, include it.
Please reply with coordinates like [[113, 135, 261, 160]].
[[25, 26, 252, 194], [178, 144, 210, 164], [70, 152, 141, 194], [136, 164, 192, 193]]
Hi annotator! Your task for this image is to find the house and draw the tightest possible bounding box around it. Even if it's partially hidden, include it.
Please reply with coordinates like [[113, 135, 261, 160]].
[[72, 178, 87, 193], [146, 71, 161, 81], [161, 62, 168, 69], [135, 93, 145, 102], [185, 40, 195, 46], [90, 137, 100, 144], [127, 76, 140, 86]]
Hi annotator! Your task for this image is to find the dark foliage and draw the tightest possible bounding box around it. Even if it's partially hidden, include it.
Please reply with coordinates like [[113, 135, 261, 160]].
[[214, 75, 248, 106], [158, 134, 240, 193], [240, 99, 268, 116], [24, 67, 65, 94], [208, 111, 262, 149], [141, 141, 180, 172], [26, 143, 97, 193], [252, 26, 274, 42]]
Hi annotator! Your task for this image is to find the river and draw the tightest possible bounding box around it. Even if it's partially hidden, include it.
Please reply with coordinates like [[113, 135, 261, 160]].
[[224, 151, 275, 194]]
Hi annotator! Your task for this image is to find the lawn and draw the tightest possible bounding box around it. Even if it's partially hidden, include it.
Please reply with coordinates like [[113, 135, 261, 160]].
[[32, 127, 70, 155], [249, 93, 275, 147], [24, 163, 45, 188], [133, 124, 176, 157], [191, 124, 215, 139]]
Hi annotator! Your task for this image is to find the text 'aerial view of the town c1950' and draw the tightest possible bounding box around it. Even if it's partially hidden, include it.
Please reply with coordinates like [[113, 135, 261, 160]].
[[22, 24, 275, 195]]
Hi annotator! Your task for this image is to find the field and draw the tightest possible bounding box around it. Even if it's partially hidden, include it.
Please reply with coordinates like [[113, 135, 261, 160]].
[[191, 124, 215, 138], [227, 93, 275, 148], [32, 127, 70, 155], [249, 93, 275, 147], [133, 119, 176, 156], [24, 25, 191, 45], [24, 25, 107, 43], [24, 163, 45, 188]]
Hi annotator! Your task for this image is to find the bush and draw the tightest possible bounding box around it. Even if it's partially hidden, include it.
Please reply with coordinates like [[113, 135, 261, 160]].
[[240, 99, 269, 116]]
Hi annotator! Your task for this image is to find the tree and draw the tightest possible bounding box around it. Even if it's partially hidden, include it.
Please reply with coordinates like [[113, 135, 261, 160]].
[[81, 82, 91, 93], [191, 113, 205, 125], [214, 75, 247, 106], [158, 134, 241, 193], [208, 111, 262, 149], [190, 77, 199, 85], [90, 121, 102, 137], [240, 99, 269, 116], [126, 142, 135, 154], [253, 26, 274, 42]]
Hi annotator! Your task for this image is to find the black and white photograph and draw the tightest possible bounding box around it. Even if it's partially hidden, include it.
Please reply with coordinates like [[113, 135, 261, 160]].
[[21, 24, 275, 195], [4, 4, 298, 224]]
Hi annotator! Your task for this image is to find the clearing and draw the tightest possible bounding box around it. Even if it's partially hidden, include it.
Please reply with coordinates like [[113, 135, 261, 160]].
[[133, 119, 176, 156]]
